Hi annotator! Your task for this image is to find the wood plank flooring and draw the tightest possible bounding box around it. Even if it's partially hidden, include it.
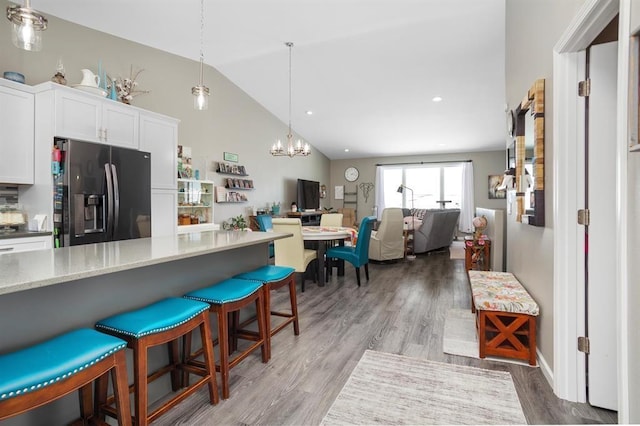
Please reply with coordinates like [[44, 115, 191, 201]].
[[155, 251, 617, 425]]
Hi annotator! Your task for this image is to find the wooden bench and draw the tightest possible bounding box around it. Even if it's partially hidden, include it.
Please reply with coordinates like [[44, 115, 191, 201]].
[[468, 271, 539, 366]]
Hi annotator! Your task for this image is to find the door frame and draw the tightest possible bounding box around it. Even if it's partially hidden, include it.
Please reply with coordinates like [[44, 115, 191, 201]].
[[552, 0, 629, 421]]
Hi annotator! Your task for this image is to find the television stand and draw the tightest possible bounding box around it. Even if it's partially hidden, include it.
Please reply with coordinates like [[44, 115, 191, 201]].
[[287, 211, 322, 226]]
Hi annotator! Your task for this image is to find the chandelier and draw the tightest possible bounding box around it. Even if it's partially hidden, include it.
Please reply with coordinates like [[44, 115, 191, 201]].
[[6, 0, 48, 52], [270, 42, 310, 157], [192, 0, 209, 110]]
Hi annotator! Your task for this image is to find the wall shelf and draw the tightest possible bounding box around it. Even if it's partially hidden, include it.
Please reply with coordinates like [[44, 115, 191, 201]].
[[214, 163, 252, 203]]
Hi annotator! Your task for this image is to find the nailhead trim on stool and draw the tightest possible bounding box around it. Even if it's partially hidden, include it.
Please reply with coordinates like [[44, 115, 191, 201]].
[[0, 328, 131, 425], [95, 297, 218, 426], [184, 278, 268, 399], [234, 265, 299, 360]]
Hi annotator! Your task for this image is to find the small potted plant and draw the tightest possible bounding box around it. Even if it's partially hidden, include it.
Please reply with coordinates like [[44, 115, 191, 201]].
[[271, 202, 280, 216], [222, 215, 249, 231]]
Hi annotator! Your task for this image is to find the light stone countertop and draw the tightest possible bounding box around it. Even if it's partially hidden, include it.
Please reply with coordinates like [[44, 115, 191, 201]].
[[0, 230, 289, 296]]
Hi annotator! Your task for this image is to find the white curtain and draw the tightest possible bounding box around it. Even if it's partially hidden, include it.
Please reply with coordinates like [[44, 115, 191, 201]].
[[374, 166, 384, 220], [459, 161, 475, 233]]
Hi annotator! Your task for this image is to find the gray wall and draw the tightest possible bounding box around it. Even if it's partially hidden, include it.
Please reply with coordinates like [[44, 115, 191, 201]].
[[329, 151, 506, 224], [0, 2, 330, 224], [505, 0, 585, 370]]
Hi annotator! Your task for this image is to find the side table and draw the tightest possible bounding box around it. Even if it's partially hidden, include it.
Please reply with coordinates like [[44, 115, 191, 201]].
[[464, 236, 491, 271]]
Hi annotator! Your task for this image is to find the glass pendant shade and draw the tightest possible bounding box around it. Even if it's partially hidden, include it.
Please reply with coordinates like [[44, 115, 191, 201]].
[[192, 84, 209, 110], [7, 2, 47, 52]]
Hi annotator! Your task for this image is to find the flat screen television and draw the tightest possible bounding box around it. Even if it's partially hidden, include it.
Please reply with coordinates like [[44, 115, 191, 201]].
[[296, 179, 320, 211]]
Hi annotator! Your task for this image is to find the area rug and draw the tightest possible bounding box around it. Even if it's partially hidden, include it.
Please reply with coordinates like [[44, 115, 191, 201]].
[[443, 308, 537, 367], [449, 240, 465, 260], [321, 350, 527, 425]]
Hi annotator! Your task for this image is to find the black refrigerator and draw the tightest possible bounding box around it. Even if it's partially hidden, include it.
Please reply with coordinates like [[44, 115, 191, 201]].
[[52, 138, 151, 247]]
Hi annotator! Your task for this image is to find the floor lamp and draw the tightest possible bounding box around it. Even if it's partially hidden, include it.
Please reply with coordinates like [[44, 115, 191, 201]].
[[397, 185, 414, 212], [397, 185, 416, 260]]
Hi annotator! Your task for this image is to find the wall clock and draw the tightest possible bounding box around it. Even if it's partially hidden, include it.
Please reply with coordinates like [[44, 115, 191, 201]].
[[345, 167, 359, 182]]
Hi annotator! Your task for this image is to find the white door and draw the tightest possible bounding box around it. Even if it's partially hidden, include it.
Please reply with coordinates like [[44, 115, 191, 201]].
[[586, 40, 617, 411]]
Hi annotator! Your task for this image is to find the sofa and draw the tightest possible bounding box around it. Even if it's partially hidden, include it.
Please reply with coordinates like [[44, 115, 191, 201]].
[[369, 208, 404, 261], [405, 209, 460, 254]]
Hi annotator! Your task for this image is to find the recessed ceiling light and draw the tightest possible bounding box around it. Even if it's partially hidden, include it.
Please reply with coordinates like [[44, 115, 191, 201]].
[[432, 96, 443, 102], [344, 148, 350, 152], [306, 110, 313, 115]]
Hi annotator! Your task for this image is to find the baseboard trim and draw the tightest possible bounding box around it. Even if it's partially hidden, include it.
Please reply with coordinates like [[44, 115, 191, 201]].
[[537, 347, 554, 390]]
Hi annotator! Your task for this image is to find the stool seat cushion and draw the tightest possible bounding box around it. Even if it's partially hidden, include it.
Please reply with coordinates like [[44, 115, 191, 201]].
[[0, 329, 126, 401], [185, 278, 263, 305], [96, 297, 210, 339], [234, 265, 295, 283]]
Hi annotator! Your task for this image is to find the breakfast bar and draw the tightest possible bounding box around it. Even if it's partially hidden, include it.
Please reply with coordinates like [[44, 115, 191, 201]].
[[0, 230, 289, 425]]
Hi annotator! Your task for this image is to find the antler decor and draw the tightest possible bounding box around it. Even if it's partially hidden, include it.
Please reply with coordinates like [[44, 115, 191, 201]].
[[359, 182, 374, 203]]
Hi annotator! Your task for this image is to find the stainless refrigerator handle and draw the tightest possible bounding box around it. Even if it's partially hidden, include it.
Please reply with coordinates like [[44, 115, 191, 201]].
[[111, 164, 120, 237], [105, 163, 114, 238]]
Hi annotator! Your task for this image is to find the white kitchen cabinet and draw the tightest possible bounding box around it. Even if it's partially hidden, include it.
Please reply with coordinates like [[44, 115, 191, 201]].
[[0, 235, 52, 254], [0, 80, 34, 184], [54, 88, 139, 149], [151, 189, 177, 237], [139, 112, 179, 190]]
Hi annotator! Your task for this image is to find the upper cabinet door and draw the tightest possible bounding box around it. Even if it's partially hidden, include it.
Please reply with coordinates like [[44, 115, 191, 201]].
[[54, 89, 139, 148], [139, 112, 178, 189], [102, 102, 139, 149], [54, 90, 102, 142], [0, 84, 34, 184]]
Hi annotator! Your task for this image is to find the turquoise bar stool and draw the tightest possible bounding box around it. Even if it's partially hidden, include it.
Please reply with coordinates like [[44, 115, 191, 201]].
[[95, 297, 218, 426], [234, 265, 298, 360], [184, 278, 268, 399], [0, 328, 131, 425]]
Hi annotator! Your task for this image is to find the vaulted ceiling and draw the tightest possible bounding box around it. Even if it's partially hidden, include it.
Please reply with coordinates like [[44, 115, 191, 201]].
[[35, 0, 506, 160]]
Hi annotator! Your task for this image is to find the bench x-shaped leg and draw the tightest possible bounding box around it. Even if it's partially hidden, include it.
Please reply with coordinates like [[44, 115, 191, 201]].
[[478, 310, 537, 365]]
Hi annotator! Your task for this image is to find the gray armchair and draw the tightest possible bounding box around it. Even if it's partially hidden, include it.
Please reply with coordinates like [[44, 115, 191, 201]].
[[412, 209, 460, 254]]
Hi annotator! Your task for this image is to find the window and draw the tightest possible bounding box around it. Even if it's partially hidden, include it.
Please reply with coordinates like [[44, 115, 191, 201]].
[[381, 163, 463, 210]]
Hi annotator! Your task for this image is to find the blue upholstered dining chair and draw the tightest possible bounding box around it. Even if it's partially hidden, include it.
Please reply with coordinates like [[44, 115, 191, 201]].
[[256, 214, 274, 258], [325, 216, 376, 287]]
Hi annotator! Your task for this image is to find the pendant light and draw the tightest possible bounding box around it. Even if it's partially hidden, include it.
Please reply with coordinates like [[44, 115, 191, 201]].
[[270, 42, 310, 157], [6, 0, 48, 52], [192, 0, 209, 110]]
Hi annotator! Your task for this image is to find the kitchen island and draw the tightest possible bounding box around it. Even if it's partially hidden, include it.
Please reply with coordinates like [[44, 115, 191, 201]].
[[0, 230, 289, 425]]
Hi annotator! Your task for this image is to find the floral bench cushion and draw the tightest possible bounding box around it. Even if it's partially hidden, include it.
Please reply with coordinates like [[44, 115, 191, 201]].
[[468, 271, 539, 316]]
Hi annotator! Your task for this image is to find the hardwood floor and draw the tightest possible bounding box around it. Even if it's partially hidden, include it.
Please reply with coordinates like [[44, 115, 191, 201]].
[[155, 252, 617, 425]]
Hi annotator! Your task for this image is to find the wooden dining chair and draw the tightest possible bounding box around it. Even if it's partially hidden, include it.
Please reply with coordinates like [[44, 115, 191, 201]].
[[272, 218, 318, 292]]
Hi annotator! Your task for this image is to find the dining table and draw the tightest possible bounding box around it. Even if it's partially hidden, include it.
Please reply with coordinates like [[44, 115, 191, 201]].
[[301, 226, 357, 285]]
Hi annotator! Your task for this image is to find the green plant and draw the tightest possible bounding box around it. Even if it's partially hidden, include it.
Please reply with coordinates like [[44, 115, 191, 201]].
[[222, 214, 248, 230]]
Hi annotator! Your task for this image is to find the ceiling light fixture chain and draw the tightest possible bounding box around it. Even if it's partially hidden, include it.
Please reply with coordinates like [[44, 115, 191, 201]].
[[192, 0, 209, 110], [270, 42, 310, 158]]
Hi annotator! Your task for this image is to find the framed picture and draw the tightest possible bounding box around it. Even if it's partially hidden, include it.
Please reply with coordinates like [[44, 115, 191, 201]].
[[488, 175, 506, 199], [224, 152, 239, 162]]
